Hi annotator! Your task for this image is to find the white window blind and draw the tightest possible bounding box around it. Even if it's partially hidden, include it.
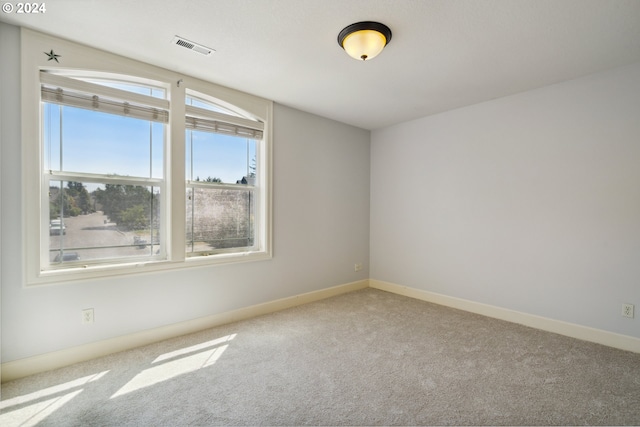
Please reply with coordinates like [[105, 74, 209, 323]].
[[185, 104, 264, 139], [40, 72, 169, 123]]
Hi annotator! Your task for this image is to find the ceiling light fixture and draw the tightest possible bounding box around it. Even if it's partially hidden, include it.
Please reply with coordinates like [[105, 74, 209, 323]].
[[337, 21, 392, 61]]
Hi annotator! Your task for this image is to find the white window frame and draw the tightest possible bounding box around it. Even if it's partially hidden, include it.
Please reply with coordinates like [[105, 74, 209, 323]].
[[41, 71, 169, 270], [22, 29, 272, 286], [185, 89, 265, 257]]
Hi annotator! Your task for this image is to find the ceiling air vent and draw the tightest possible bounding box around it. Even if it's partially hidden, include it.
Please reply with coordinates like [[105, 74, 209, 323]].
[[172, 36, 214, 56]]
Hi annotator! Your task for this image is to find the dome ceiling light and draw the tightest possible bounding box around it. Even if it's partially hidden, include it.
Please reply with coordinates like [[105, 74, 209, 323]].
[[337, 21, 392, 61]]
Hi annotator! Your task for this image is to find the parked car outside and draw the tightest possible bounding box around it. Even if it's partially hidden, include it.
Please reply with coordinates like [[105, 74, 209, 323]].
[[53, 252, 80, 262], [50, 219, 66, 235]]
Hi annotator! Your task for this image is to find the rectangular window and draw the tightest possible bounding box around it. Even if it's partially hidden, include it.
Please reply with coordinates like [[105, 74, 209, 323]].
[[185, 93, 263, 256], [41, 72, 167, 269]]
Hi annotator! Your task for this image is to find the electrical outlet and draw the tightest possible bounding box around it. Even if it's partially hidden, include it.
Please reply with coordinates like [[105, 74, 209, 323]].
[[622, 303, 634, 319], [354, 263, 363, 272], [82, 308, 94, 324]]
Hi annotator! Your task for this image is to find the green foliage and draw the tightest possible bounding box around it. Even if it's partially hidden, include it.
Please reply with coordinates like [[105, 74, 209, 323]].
[[195, 176, 222, 183], [49, 181, 92, 219], [67, 181, 92, 214], [249, 156, 256, 178], [93, 184, 158, 231], [119, 205, 148, 230], [49, 186, 67, 220]]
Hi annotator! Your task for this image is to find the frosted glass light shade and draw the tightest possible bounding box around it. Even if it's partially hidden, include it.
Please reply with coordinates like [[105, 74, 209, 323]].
[[338, 22, 392, 61], [342, 30, 387, 61]]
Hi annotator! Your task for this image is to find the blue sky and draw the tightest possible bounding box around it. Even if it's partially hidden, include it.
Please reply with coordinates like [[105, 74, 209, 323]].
[[44, 104, 255, 186]]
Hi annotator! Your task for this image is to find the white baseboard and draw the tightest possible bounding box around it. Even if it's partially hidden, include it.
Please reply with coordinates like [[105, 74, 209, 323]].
[[370, 279, 640, 354], [4, 278, 638, 383], [1, 279, 369, 383]]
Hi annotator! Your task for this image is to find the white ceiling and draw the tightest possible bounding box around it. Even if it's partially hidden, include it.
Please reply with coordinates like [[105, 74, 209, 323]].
[[3, 0, 640, 130]]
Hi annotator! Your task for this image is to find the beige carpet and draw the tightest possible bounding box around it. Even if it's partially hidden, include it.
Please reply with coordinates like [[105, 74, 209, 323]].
[[2, 288, 640, 426]]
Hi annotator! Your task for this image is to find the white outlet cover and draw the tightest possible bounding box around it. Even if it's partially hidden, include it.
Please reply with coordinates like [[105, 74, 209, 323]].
[[82, 308, 94, 324]]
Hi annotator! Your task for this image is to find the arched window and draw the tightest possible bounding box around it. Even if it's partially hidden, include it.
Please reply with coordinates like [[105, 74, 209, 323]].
[[185, 91, 264, 256]]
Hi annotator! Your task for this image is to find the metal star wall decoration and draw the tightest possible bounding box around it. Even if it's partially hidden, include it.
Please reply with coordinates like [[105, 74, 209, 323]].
[[44, 50, 61, 63]]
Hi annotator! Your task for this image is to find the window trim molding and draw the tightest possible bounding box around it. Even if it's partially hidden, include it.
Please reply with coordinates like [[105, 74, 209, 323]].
[[22, 28, 273, 286]]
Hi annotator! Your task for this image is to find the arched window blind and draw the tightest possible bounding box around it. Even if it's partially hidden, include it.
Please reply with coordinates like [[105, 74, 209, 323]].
[[40, 72, 169, 123]]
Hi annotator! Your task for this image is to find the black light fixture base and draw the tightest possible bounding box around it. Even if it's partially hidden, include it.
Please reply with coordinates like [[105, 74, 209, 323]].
[[337, 21, 392, 48]]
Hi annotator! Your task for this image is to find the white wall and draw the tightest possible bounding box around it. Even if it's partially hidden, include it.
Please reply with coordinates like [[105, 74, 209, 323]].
[[1, 22, 22, 372], [371, 61, 640, 339], [4, 18, 637, 369], [0, 23, 370, 363]]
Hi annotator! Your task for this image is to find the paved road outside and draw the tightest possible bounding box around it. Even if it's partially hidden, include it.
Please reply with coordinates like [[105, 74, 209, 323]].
[[49, 212, 160, 263]]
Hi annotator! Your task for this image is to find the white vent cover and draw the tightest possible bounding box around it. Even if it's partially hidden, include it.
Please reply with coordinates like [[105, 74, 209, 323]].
[[172, 36, 214, 56]]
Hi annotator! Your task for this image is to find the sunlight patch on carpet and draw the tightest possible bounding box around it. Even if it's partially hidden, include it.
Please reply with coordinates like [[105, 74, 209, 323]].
[[152, 334, 236, 364], [0, 371, 109, 427], [110, 334, 236, 399]]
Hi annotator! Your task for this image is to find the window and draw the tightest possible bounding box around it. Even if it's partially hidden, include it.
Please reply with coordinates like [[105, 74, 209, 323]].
[[41, 72, 168, 269], [24, 32, 272, 285], [185, 93, 264, 256]]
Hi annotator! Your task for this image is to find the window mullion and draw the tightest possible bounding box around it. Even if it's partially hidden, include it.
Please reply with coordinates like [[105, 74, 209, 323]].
[[169, 81, 187, 262]]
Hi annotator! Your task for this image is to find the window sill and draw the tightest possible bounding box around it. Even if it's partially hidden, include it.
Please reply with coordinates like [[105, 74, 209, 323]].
[[28, 250, 272, 287]]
